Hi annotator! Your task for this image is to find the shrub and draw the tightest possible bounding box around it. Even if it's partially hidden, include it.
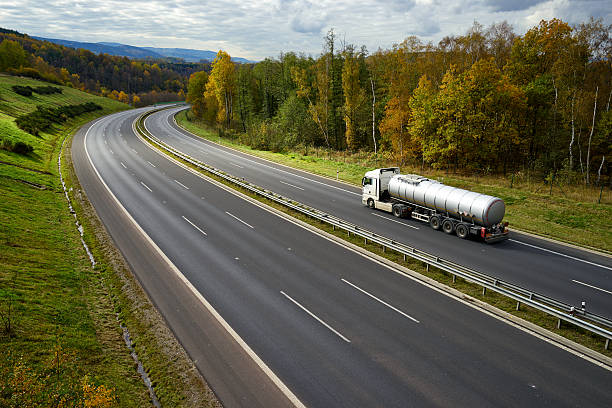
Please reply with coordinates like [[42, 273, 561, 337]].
[[11, 85, 33, 97], [15, 102, 102, 136], [0, 138, 34, 155]]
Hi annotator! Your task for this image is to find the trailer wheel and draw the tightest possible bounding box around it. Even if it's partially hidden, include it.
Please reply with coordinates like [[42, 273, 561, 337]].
[[393, 205, 402, 218], [429, 216, 441, 230], [456, 223, 469, 239], [442, 219, 455, 234], [367, 198, 375, 209]]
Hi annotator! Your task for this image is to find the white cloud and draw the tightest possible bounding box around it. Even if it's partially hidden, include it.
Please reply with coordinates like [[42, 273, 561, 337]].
[[0, 0, 608, 60]]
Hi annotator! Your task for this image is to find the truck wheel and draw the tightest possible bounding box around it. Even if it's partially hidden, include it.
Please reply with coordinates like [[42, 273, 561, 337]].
[[367, 198, 375, 209], [393, 205, 402, 218], [429, 216, 441, 230], [442, 219, 454, 234], [456, 223, 469, 239]]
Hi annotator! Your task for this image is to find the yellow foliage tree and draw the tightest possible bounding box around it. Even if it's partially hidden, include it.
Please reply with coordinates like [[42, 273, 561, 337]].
[[117, 91, 129, 104], [205, 50, 236, 127], [342, 51, 366, 150]]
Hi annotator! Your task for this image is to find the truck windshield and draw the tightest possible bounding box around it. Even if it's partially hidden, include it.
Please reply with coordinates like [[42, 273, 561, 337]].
[[362, 177, 373, 186]]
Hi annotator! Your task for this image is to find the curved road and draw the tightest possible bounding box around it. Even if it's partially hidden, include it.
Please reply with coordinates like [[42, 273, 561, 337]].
[[145, 106, 612, 319], [73, 108, 612, 407]]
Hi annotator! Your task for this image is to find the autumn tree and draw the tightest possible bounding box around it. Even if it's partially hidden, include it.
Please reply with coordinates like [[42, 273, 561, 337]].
[[0, 39, 28, 71], [342, 49, 367, 150], [186, 71, 209, 119], [205, 50, 236, 127]]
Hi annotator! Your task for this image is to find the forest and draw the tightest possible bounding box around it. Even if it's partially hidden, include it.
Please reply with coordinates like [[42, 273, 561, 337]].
[[0, 28, 208, 106], [187, 19, 611, 185]]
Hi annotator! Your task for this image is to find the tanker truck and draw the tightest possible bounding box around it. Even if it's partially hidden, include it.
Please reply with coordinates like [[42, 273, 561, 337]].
[[362, 168, 508, 243]]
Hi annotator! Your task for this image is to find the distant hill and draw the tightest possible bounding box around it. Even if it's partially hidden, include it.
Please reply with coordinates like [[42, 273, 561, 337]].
[[34, 36, 254, 63]]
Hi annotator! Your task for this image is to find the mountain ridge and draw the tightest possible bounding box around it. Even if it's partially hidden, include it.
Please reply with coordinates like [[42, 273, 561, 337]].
[[33, 36, 254, 63]]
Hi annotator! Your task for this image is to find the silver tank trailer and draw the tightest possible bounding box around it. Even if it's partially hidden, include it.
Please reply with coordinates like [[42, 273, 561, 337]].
[[387, 174, 505, 227]]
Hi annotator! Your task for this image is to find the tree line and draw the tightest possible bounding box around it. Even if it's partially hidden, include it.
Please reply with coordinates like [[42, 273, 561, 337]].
[[0, 28, 206, 106], [187, 19, 611, 184]]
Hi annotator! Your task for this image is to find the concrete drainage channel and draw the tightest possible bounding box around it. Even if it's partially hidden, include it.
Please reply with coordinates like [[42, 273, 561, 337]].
[[59, 130, 162, 407], [136, 108, 612, 354]]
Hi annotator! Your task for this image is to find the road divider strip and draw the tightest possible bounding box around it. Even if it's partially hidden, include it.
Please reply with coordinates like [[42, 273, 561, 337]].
[[280, 291, 351, 343]]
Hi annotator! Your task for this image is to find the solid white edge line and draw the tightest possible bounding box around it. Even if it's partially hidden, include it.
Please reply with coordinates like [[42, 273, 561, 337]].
[[280, 291, 351, 343], [279, 180, 305, 191], [140, 181, 152, 192], [174, 179, 190, 190], [139, 110, 612, 372], [371, 212, 419, 229], [84, 114, 306, 408], [509, 239, 612, 271], [182, 215, 207, 236], [225, 211, 254, 229], [572, 279, 612, 295], [341, 278, 420, 323], [151, 110, 361, 196]]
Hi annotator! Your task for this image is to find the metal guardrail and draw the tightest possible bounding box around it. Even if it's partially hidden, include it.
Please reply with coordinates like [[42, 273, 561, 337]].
[[135, 111, 612, 350]]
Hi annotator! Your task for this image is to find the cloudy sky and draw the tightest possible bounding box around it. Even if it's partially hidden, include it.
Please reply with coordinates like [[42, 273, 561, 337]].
[[0, 0, 610, 60]]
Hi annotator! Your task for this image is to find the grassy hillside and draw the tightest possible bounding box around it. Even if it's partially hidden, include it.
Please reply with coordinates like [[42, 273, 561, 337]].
[[0, 75, 150, 405], [177, 111, 612, 253]]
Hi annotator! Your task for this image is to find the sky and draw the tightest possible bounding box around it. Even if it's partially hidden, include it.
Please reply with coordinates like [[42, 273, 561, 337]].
[[0, 0, 610, 60]]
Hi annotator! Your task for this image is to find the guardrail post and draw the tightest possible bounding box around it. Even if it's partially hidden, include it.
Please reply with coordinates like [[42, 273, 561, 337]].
[[452, 274, 456, 283], [403, 254, 407, 262], [606, 338, 609, 350], [557, 319, 562, 329], [426, 264, 429, 272], [382, 246, 386, 253], [364, 238, 367, 245], [482, 287, 486, 296], [332, 225, 335, 231], [516, 301, 520, 311]]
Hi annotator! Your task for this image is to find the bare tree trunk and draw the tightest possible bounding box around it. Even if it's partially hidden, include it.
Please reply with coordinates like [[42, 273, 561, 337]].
[[597, 156, 605, 185], [370, 77, 377, 154], [586, 86, 598, 185], [569, 89, 576, 171]]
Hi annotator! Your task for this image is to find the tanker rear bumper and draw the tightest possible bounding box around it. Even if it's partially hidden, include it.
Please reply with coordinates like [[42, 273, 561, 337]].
[[484, 231, 509, 244]]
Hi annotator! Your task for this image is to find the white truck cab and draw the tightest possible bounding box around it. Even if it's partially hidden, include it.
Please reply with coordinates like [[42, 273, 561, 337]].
[[361, 167, 400, 211]]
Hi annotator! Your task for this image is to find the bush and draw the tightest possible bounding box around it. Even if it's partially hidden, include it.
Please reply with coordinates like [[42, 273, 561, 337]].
[[33, 86, 62, 95], [11, 85, 33, 97], [0, 138, 34, 155], [15, 102, 102, 136]]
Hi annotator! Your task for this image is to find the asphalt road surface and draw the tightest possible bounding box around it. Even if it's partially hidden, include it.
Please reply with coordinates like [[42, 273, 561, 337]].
[[144, 106, 612, 320], [73, 107, 612, 407]]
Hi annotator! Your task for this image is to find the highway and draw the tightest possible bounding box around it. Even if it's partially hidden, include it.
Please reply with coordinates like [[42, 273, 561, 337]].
[[144, 106, 612, 320], [73, 107, 612, 407]]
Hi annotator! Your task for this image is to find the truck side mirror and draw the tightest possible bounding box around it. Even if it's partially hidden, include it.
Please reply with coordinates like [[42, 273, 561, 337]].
[[362, 177, 367, 186]]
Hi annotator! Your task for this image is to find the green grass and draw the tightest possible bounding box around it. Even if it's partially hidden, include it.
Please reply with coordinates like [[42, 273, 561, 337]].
[[143, 120, 612, 359], [176, 110, 612, 253], [0, 75, 148, 405]]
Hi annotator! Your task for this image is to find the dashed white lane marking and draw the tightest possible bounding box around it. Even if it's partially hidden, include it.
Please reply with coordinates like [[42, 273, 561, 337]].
[[182, 216, 207, 236], [225, 211, 254, 229], [341, 279, 420, 323], [147, 161, 156, 168], [230, 162, 244, 168], [109, 149, 114, 155], [279, 180, 305, 191], [371, 212, 419, 229], [120, 162, 127, 169], [280, 291, 351, 343], [572, 279, 612, 295], [174, 179, 189, 190], [140, 181, 152, 192], [509, 239, 612, 271]]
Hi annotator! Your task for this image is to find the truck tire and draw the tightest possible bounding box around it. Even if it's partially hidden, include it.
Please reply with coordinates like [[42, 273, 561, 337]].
[[442, 219, 454, 234], [393, 205, 402, 218], [367, 198, 375, 209], [429, 216, 441, 230], [456, 223, 469, 239]]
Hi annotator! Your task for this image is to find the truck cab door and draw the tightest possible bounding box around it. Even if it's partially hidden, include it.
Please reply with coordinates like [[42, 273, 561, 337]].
[[362, 177, 376, 197]]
